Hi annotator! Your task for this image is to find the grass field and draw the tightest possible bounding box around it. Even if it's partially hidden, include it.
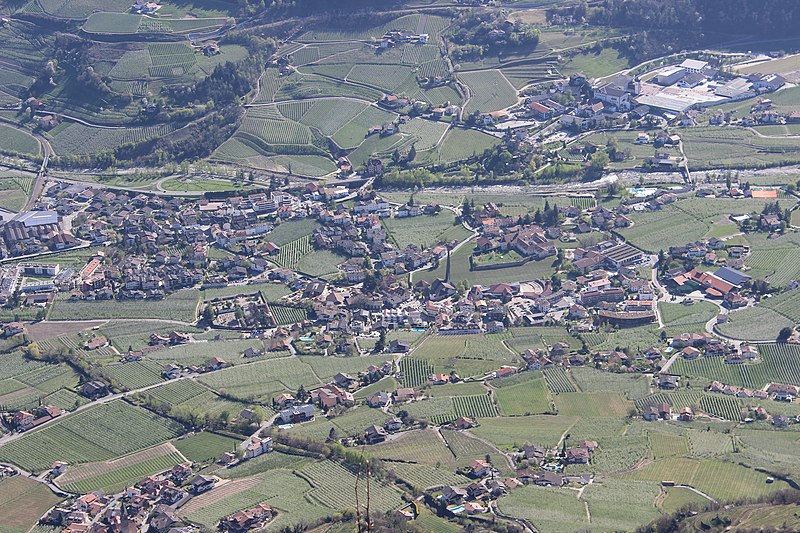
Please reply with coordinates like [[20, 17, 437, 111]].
[[0, 401, 185, 472], [410, 332, 523, 379], [554, 392, 633, 418], [383, 211, 464, 249], [496, 485, 588, 532], [0, 173, 36, 212], [469, 415, 579, 450], [0, 476, 63, 533], [438, 127, 502, 162]]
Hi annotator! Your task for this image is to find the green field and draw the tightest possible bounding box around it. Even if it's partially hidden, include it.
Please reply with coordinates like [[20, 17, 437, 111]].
[[59, 449, 185, 493], [49, 289, 199, 322], [0, 475, 63, 533], [492, 373, 552, 416], [0, 125, 40, 156], [383, 211, 466, 249], [626, 458, 788, 502], [0, 173, 35, 212], [173, 431, 240, 463], [0, 401, 185, 472], [459, 70, 518, 114]]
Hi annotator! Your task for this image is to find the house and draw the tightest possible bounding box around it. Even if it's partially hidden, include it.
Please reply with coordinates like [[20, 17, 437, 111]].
[[188, 474, 217, 494], [279, 404, 315, 424], [657, 403, 672, 419], [468, 459, 493, 478], [207, 357, 228, 370], [393, 388, 417, 403], [81, 380, 108, 399], [565, 447, 590, 464], [242, 436, 273, 459], [642, 405, 659, 421], [453, 416, 475, 429], [368, 391, 391, 408], [384, 416, 403, 431], [365, 424, 388, 444], [773, 415, 790, 428], [2, 322, 26, 338], [678, 407, 693, 421], [222, 503, 274, 532], [658, 374, 679, 390], [441, 486, 468, 504]]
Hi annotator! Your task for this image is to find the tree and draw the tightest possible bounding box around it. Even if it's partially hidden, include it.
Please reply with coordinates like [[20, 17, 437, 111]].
[[778, 327, 793, 342], [296, 385, 309, 402], [586, 151, 609, 180], [375, 329, 387, 353]]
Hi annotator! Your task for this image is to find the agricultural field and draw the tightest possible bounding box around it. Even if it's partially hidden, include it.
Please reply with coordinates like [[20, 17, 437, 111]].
[[198, 356, 321, 402], [496, 485, 589, 532], [173, 431, 240, 463], [49, 289, 199, 322], [626, 458, 788, 502], [458, 70, 518, 114], [0, 125, 40, 157], [681, 127, 800, 170], [415, 235, 558, 286], [469, 415, 580, 450], [410, 332, 523, 379], [0, 172, 35, 212], [438, 126, 502, 163], [383, 211, 463, 249], [543, 366, 577, 393], [553, 392, 633, 418], [49, 122, 176, 156], [181, 469, 331, 531], [0, 401, 185, 473], [0, 475, 63, 533], [56, 443, 185, 493], [671, 343, 800, 389], [570, 367, 650, 399], [491, 373, 552, 416]]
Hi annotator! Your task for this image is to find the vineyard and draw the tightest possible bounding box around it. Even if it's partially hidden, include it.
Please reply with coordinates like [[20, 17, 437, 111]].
[[105, 360, 165, 389], [699, 395, 742, 421], [142, 379, 208, 406], [543, 367, 577, 393], [458, 70, 518, 114], [239, 117, 313, 145], [57, 444, 184, 494], [399, 357, 434, 388], [300, 460, 404, 511], [672, 344, 800, 388], [270, 304, 308, 325], [274, 235, 314, 270], [0, 401, 185, 472]]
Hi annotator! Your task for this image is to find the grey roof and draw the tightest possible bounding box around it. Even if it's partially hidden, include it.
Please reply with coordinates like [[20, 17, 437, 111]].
[[17, 210, 59, 227], [713, 267, 751, 287]]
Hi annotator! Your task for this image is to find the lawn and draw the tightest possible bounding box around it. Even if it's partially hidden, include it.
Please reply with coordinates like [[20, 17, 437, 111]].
[[0, 476, 63, 533]]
